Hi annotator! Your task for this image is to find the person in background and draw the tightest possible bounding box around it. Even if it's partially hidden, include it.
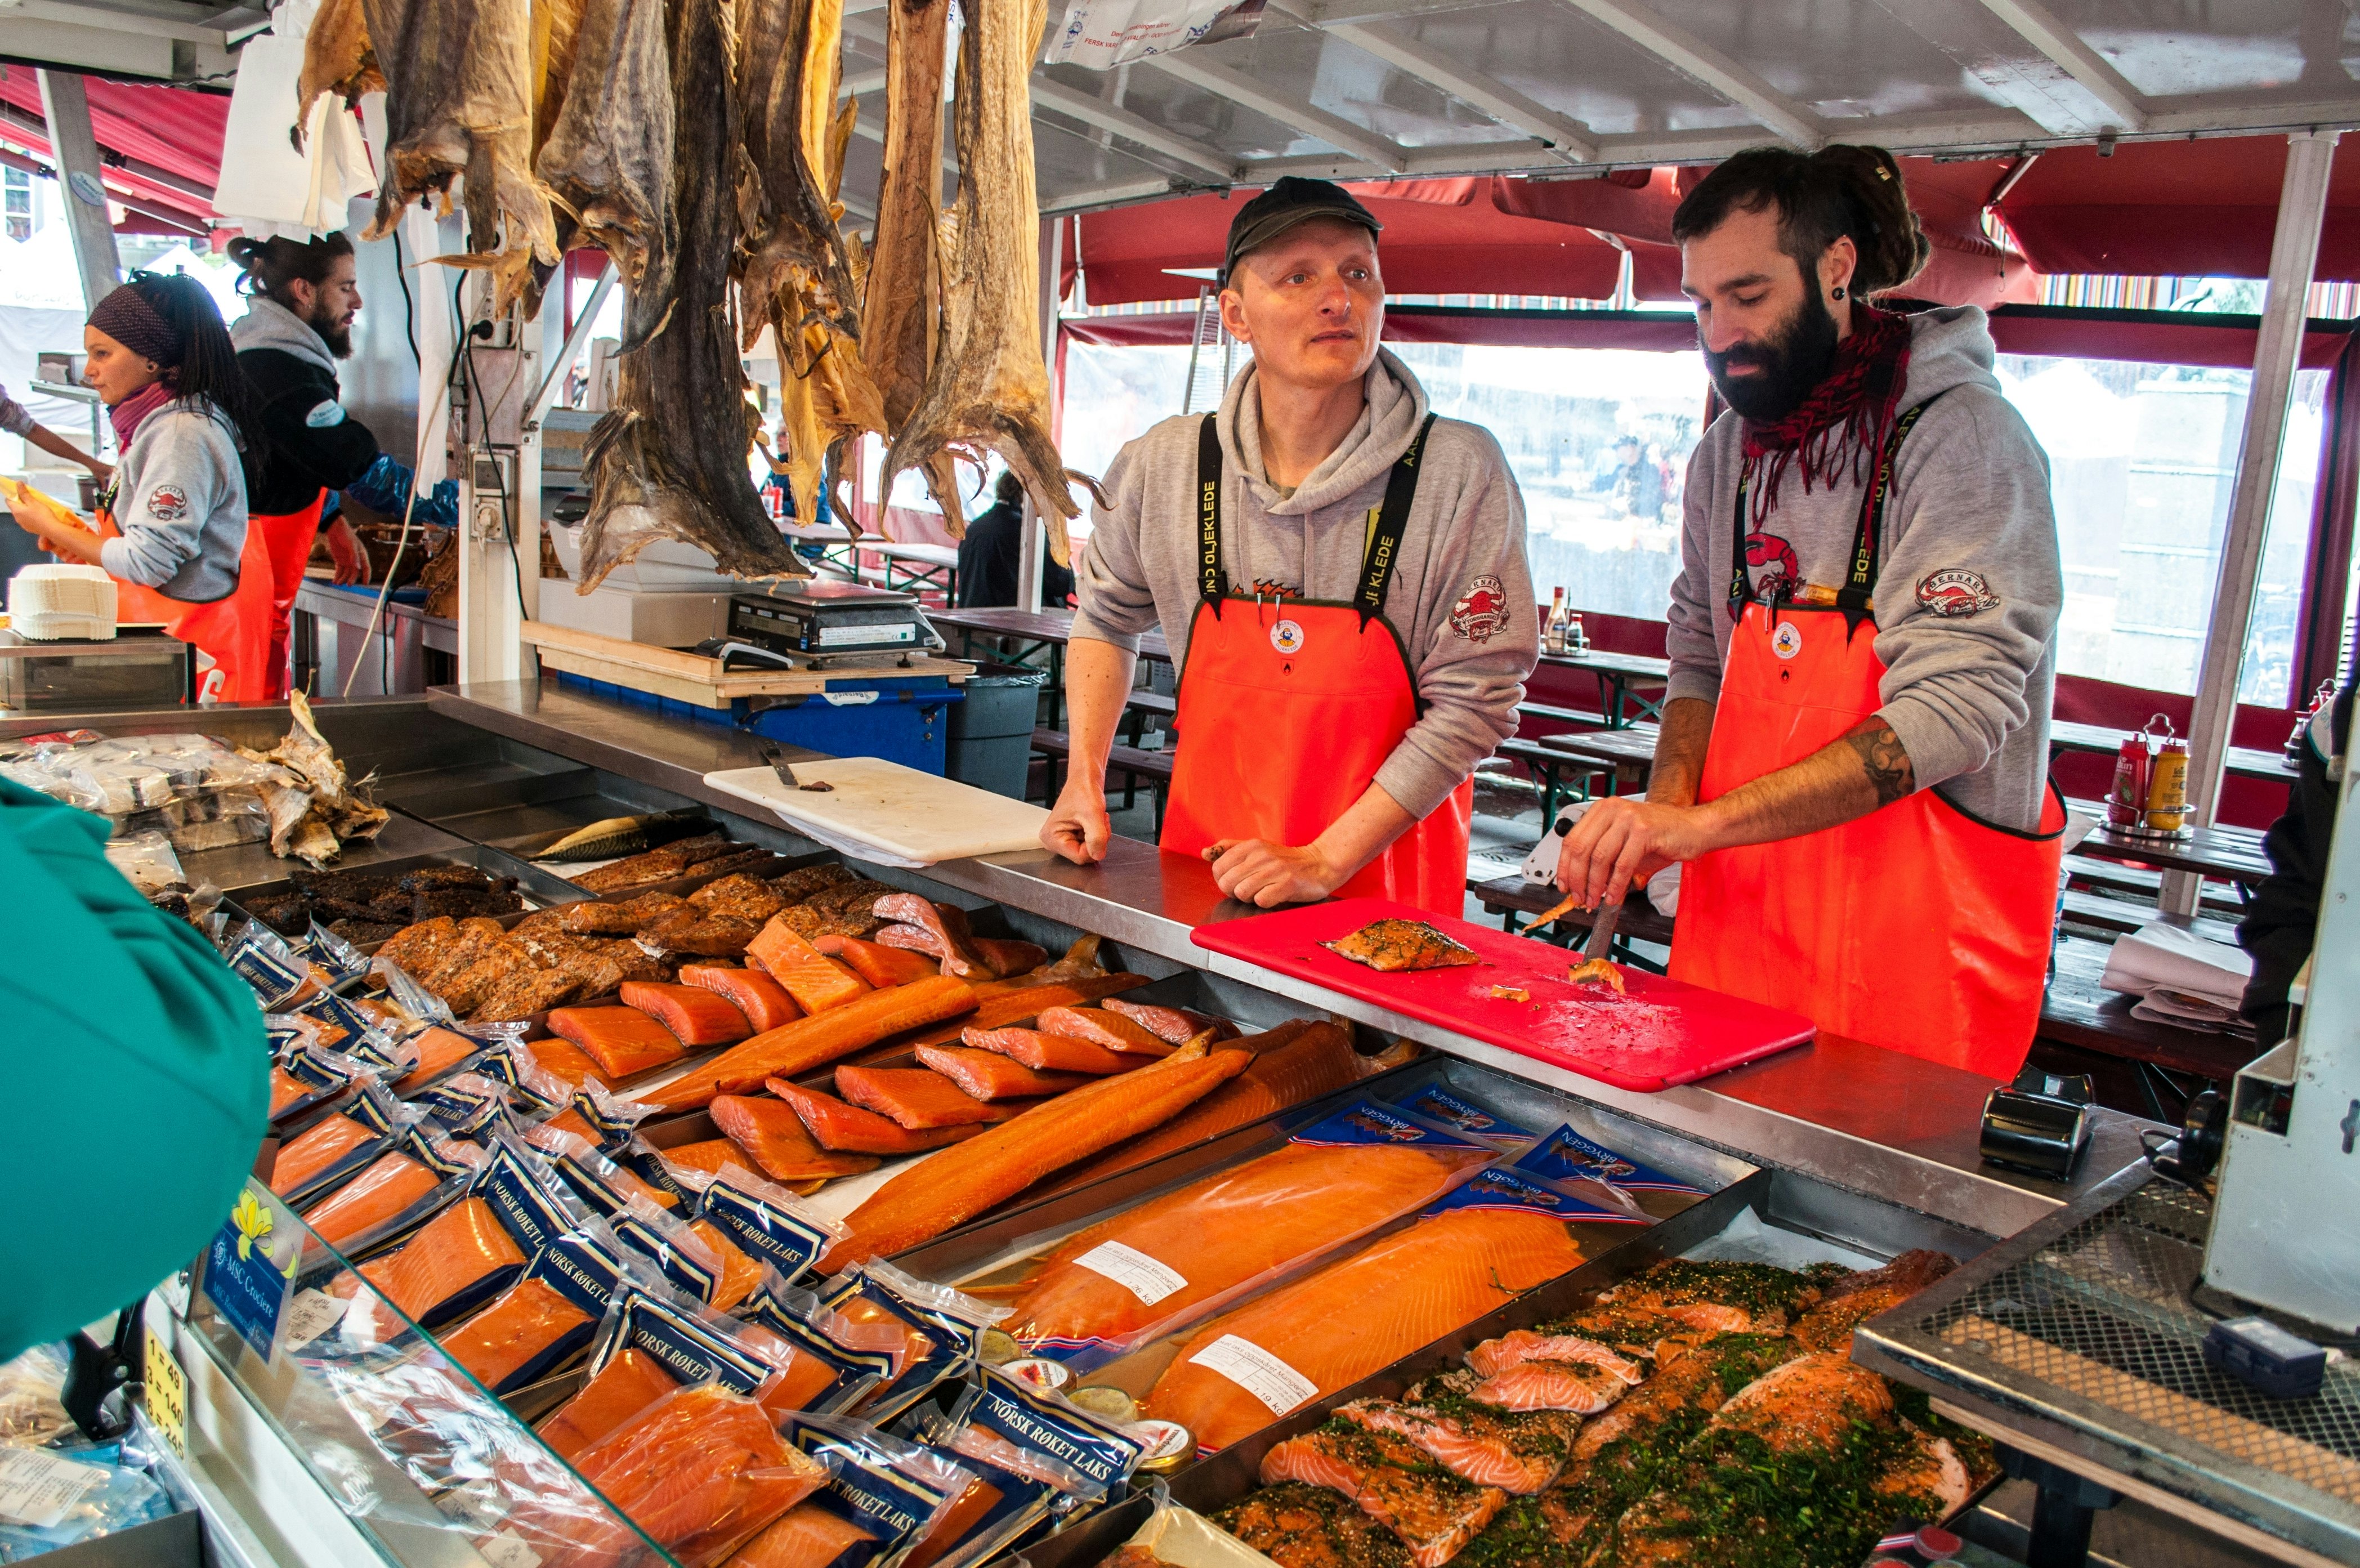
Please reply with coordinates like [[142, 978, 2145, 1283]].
[[0, 774, 266, 1361], [4, 272, 277, 703], [957, 470, 1075, 607], [229, 233, 456, 700], [2240, 682, 2351, 1044], [1, 381, 113, 486]]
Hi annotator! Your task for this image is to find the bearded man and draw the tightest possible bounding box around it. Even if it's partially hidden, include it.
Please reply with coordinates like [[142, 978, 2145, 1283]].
[[1554, 145, 2066, 1079]]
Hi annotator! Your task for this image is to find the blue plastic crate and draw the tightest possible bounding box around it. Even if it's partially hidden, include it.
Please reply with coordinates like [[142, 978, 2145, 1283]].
[[553, 672, 964, 774]]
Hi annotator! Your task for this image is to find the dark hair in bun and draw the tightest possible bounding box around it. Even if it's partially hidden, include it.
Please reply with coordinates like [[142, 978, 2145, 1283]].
[[225, 231, 356, 307], [1670, 144, 1929, 298]]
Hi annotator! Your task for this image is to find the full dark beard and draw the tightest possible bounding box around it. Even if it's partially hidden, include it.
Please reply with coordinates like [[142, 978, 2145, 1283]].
[[310, 306, 355, 360], [1704, 284, 1838, 423]]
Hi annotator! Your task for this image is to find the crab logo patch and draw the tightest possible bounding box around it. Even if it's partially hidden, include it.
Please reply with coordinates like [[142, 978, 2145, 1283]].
[[1916, 568, 1999, 618], [1450, 574, 1509, 644], [1270, 619, 1305, 655], [146, 485, 189, 522], [1746, 531, 1801, 604], [1772, 621, 1804, 660]]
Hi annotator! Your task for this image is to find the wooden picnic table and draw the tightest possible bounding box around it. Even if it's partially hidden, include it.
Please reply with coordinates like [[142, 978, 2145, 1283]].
[[2065, 797, 2273, 887], [866, 539, 959, 604], [1535, 647, 1673, 727], [929, 606, 1172, 727], [2048, 717, 2296, 784], [2036, 931, 2263, 1116], [1537, 725, 1660, 794]]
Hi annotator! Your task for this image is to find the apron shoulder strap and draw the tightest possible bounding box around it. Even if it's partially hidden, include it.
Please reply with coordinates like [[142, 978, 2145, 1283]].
[[1196, 414, 1224, 614], [1727, 392, 1947, 622], [1357, 413, 1438, 628]]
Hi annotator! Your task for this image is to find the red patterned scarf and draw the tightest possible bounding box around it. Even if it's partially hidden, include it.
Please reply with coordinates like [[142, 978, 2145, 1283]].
[[1740, 305, 1911, 521], [107, 379, 177, 447]]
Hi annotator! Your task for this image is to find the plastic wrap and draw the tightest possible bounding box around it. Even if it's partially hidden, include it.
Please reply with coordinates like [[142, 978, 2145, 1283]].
[[1392, 1084, 1540, 1151], [676, 1162, 849, 1290], [301, 1125, 491, 1262], [1509, 1123, 1710, 1219], [270, 1083, 417, 1205], [821, 1262, 1013, 1424], [101, 831, 184, 897], [901, 1368, 1147, 1568], [0, 1345, 72, 1450], [755, 1414, 976, 1568], [0, 1442, 172, 1561], [738, 1275, 901, 1415], [568, 1383, 830, 1568], [1112, 1496, 1282, 1568], [222, 917, 333, 1009], [269, 1039, 378, 1124]]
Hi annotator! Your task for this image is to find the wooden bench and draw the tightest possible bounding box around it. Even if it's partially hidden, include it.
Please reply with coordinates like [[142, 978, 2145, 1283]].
[[1498, 736, 1604, 824], [1121, 690, 1178, 761], [1539, 725, 1660, 795], [2036, 931, 2263, 1122], [1031, 727, 1175, 831], [2064, 852, 2249, 918], [1517, 700, 1610, 729], [1467, 873, 1675, 969], [2059, 886, 2241, 944]]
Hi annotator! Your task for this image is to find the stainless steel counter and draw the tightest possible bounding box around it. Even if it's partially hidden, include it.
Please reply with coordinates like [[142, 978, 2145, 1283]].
[[430, 678, 2156, 1243]]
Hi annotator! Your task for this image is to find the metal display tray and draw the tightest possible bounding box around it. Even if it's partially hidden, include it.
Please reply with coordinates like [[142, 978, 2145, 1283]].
[[222, 842, 593, 912]]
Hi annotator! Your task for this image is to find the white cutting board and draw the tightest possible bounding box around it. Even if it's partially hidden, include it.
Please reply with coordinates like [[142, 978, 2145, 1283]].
[[704, 758, 1049, 866]]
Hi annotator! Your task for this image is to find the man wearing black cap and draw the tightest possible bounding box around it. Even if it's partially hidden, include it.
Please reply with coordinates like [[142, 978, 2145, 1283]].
[[1042, 178, 1537, 910]]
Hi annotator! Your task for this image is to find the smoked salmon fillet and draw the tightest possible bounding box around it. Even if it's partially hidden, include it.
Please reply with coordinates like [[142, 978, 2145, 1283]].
[[269, 1067, 312, 1120], [622, 982, 753, 1047], [356, 1198, 530, 1330], [833, 1065, 1003, 1128], [870, 894, 990, 976], [1143, 1208, 1589, 1451], [913, 1045, 1090, 1100], [659, 1138, 747, 1178], [1035, 1006, 1172, 1056], [860, 973, 1153, 1060], [973, 939, 1046, 977], [726, 1505, 875, 1568], [646, 977, 980, 1110], [681, 965, 804, 1034], [548, 1007, 691, 1078], [396, 1026, 482, 1093], [1040, 1023, 1366, 1194], [441, 1277, 593, 1393], [1103, 999, 1241, 1044], [270, 1110, 377, 1196], [748, 918, 873, 1014], [816, 936, 939, 989], [691, 1219, 765, 1313], [520, 1034, 613, 1090], [1005, 1141, 1492, 1353], [962, 1026, 1136, 1075], [539, 1346, 678, 1462], [712, 1095, 884, 1181], [301, 1151, 439, 1250], [1342, 1379, 1579, 1494], [817, 1044, 1254, 1270], [1259, 1422, 1507, 1567], [765, 1079, 991, 1155], [569, 1384, 829, 1567]]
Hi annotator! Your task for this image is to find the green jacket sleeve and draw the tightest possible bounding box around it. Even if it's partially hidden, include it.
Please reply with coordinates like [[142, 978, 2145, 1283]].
[[0, 777, 267, 1361]]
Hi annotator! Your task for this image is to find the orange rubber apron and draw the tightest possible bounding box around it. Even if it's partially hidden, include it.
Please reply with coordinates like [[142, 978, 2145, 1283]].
[[96, 502, 275, 705], [1160, 413, 1472, 915], [254, 490, 327, 700], [1669, 400, 2066, 1079]]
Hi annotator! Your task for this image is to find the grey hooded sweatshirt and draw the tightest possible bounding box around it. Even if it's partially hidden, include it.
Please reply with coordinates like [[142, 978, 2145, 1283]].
[[1074, 349, 1537, 821], [1667, 306, 2062, 831], [98, 399, 249, 604]]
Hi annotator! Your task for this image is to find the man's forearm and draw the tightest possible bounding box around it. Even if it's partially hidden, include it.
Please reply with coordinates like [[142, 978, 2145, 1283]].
[[1311, 781, 1418, 881], [1646, 696, 1715, 807], [1063, 637, 1138, 797], [1696, 716, 1914, 850]]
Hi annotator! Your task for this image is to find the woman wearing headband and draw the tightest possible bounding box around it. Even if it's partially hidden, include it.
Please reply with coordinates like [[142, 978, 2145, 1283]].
[[5, 272, 276, 702]]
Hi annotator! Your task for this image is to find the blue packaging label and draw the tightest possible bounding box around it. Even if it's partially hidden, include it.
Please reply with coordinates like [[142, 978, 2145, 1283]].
[[700, 1175, 834, 1285], [622, 1142, 690, 1204], [966, 1369, 1141, 1494], [1289, 1098, 1490, 1152], [789, 1429, 949, 1563], [305, 921, 372, 988], [265, 1017, 313, 1055], [599, 1290, 773, 1396], [272, 1046, 351, 1120], [1396, 1085, 1537, 1147], [741, 1297, 891, 1413], [821, 1278, 959, 1422], [476, 1145, 579, 1258], [611, 1214, 720, 1304], [229, 928, 311, 1009], [532, 1226, 630, 1317], [413, 1076, 504, 1138], [1423, 1164, 1651, 1225], [302, 991, 389, 1059], [1513, 1124, 1704, 1196], [574, 1088, 646, 1150]]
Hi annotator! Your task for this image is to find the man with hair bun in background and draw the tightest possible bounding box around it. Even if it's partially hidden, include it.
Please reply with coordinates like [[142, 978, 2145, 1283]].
[[1554, 145, 2066, 1079]]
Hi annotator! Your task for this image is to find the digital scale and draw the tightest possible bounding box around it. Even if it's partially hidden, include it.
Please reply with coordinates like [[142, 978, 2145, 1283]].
[[726, 580, 941, 662]]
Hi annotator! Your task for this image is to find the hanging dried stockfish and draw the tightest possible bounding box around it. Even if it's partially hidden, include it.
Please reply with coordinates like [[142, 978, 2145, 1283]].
[[535, 0, 676, 343], [297, 0, 385, 117], [569, 0, 808, 589], [737, 0, 887, 526], [355, 0, 560, 315], [883, 0, 1080, 561]]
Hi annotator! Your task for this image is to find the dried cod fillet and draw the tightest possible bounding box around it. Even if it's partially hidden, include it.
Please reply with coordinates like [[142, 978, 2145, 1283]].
[[297, 0, 386, 121], [883, 0, 1079, 558], [534, 0, 675, 341], [357, 0, 558, 315], [861, 0, 950, 434], [572, 0, 808, 590]]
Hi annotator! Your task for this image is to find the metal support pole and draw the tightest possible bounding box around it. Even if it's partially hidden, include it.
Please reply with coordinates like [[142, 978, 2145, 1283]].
[[36, 72, 120, 311], [2165, 128, 2341, 915], [1018, 217, 1063, 614]]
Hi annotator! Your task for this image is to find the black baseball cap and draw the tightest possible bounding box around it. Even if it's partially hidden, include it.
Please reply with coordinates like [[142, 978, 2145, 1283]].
[[1222, 178, 1382, 284]]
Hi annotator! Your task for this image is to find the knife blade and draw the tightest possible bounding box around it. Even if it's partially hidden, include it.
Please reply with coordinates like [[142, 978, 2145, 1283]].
[[759, 741, 798, 789], [1582, 898, 1625, 961]]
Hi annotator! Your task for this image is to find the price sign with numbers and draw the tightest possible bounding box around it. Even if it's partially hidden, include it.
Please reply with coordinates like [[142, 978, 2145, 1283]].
[[141, 1334, 186, 1459]]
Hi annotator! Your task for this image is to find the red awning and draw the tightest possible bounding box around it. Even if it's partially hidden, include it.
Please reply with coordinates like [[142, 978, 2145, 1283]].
[[0, 69, 224, 228]]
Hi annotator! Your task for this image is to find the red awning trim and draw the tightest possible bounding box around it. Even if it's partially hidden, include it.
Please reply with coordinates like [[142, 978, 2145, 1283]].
[[0, 70, 224, 215], [1986, 305, 2355, 371]]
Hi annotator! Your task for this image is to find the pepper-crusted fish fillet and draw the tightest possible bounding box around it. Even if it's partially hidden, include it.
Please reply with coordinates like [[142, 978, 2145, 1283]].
[[1216, 1482, 1414, 1568], [1324, 921, 1480, 973], [1261, 1422, 1507, 1568]]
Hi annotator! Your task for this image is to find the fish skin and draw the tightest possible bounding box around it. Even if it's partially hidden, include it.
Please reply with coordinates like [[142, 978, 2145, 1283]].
[[817, 936, 938, 989], [833, 1064, 1004, 1128], [622, 981, 753, 1047], [1004, 1141, 1489, 1352], [960, 1025, 1136, 1075], [861, 0, 949, 430], [765, 1078, 991, 1154], [357, 1197, 530, 1329], [1035, 1006, 1173, 1056], [681, 964, 805, 1034], [645, 976, 980, 1110], [539, 1346, 678, 1462], [531, 0, 672, 336], [1465, 1330, 1642, 1384], [914, 1044, 1090, 1100], [442, 1277, 594, 1393], [569, 1384, 829, 1567], [1143, 1210, 1589, 1452], [300, 1151, 438, 1250], [296, 0, 385, 123], [748, 917, 874, 1014], [726, 1504, 876, 1568], [1259, 1423, 1508, 1568], [548, 1006, 691, 1078], [870, 895, 990, 976], [817, 1044, 1254, 1270], [711, 1094, 884, 1181], [270, 1110, 377, 1197]]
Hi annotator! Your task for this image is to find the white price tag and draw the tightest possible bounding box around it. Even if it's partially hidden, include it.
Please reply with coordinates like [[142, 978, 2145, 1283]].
[[280, 1289, 350, 1352], [1072, 1241, 1188, 1305], [480, 1530, 543, 1568], [436, 1481, 508, 1534], [1186, 1334, 1318, 1417], [0, 1449, 106, 1530]]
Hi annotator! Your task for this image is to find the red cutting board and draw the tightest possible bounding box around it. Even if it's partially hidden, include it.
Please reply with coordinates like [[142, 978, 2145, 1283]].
[[1192, 897, 1815, 1092]]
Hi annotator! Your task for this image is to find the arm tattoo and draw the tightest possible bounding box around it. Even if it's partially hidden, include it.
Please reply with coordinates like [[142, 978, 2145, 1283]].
[[1844, 722, 1915, 809]]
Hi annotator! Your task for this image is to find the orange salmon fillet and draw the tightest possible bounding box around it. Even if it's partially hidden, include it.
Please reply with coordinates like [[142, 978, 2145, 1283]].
[[766, 1079, 991, 1155], [1036, 1006, 1173, 1056], [539, 1347, 679, 1462], [647, 977, 980, 1110], [1142, 1208, 1587, 1450], [396, 1026, 482, 1093], [1103, 998, 1242, 1044], [548, 1007, 691, 1079], [870, 894, 990, 976], [269, 1067, 312, 1120], [961, 1026, 1134, 1075], [691, 1219, 765, 1313], [817, 936, 939, 989], [441, 1277, 593, 1392], [1005, 1141, 1489, 1352], [270, 1111, 377, 1196], [659, 1138, 747, 1178], [622, 982, 753, 1047], [301, 1151, 437, 1249], [570, 1384, 828, 1567], [357, 1198, 530, 1329], [855, 973, 1152, 1059], [712, 1095, 884, 1182], [748, 919, 873, 1014], [833, 1065, 1004, 1128], [817, 1045, 1254, 1270], [914, 1045, 1090, 1100], [682, 965, 804, 1034], [520, 1034, 613, 1090], [726, 1504, 876, 1568]]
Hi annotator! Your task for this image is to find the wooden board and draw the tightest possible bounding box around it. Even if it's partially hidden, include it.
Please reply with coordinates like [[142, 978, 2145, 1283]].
[[704, 759, 1050, 864], [1194, 897, 1815, 1092], [522, 621, 971, 708]]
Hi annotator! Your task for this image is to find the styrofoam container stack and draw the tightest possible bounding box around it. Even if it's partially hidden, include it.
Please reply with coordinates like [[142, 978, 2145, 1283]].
[[8, 564, 117, 640]]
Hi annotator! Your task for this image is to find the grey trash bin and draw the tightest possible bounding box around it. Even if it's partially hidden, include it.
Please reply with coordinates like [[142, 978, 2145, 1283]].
[[947, 660, 1048, 798]]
